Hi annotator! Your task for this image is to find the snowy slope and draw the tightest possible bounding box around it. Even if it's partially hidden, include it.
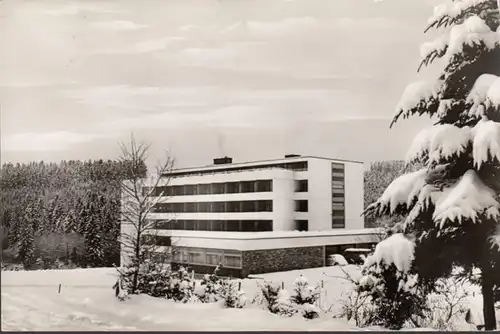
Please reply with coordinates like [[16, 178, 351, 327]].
[[1, 267, 358, 331]]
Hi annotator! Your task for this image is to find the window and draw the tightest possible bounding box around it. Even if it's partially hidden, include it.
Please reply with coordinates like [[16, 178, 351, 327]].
[[173, 250, 183, 262], [198, 184, 211, 195], [241, 201, 256, 212], [184, 184, 197, 195], [169, 220, 180, 230], [227, 201, 241, 213], [197, 202, 210, 212], [226, 182, 239, 194], [256, 200, 273, 212], [241, 181, 255, 193], [295, 180, 308, 192], [288, 161, 308, 171], [332, 209, 345, 228], [332, 219, 345, 228], [241, 220, 256, 232], [332, 209, 345, 217], [184, 202, 197, 212], [188, 252, 205, 264], [295, 220, 308, 231], [332, 203, 345, 210], [166, 186, 175, 196], [212, 220, 225, 231], [185, 220, 195, 230], [155, 236, 171, 246], [295, 200, 308, 212], [173, 186, 185, 196], [172, 203, 184, 213], [197, 220, 210, 231], [256, 220, 273, 231], [224, 255, 242, 268], [332, 196, 344, 203], [211, 183, 225, 194], [211, 202, 225, 213], [206, 253, 222, 266], [226, 220, 241, 232], [256, 180, 272, 192]]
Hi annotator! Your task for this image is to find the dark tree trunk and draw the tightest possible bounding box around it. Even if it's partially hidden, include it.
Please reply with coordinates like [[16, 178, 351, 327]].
[[132, 233, 141, 293], [481, 264, 497, 330]]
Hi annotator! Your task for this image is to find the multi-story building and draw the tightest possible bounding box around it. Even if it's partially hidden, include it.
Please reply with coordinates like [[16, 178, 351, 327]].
[[121, 155, 379, 277]]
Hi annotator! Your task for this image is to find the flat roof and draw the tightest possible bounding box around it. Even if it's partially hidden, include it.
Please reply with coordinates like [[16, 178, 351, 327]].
[[151, 228, 381, 251], [159, 228, 380, 240], [165, 155, 364, 176]]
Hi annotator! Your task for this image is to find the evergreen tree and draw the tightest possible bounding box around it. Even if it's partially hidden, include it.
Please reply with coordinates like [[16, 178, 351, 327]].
[[18, 200, 37, 269], [365, 0, 500, 329], [79, 190, 104, 267]]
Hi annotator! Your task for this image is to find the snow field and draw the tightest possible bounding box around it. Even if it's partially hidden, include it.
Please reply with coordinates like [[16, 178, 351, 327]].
[[1, 267, 360, 331]]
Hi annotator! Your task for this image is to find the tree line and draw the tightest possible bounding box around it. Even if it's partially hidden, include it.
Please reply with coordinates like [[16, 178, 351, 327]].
[[0, 159, 146, 269]]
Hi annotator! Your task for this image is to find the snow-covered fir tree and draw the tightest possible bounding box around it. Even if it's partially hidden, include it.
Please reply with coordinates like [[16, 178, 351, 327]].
[[359, 234, 428, 329], [365, 0, 500, 330]]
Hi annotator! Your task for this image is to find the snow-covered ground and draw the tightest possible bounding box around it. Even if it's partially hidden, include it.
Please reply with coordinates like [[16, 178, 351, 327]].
[[1, 266, 359, 331], [0, 266, 494, 331]]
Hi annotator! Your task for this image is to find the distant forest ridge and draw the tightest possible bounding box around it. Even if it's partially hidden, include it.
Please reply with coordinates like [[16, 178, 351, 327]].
[[0, 159, 147, 269], [1, 158, 407, 269]]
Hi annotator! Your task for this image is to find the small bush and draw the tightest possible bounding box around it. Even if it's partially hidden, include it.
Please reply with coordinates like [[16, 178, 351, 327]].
[[197, 266, 223, 303], [167, 266, 196, 303], [218, 280, 247, 309], [290, 275, 320, 319], [116, 259, 172, 297]]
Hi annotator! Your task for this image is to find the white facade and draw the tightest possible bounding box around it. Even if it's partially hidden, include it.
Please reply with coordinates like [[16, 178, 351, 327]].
[[148, 155, 365, 232]]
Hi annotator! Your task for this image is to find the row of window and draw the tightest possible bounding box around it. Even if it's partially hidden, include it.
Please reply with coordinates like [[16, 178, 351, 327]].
[[152, 200, 273, 213], [166, 161, 308, 178], [147, 179, 310, 198], [172, 248, 243, 268], [153, 219, 273, 232], [331, 163, 346, 228], [147, 180, 273, 197]]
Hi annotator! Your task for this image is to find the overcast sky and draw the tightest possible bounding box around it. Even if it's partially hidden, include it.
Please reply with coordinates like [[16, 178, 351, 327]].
[[0, 0, 440, 169]]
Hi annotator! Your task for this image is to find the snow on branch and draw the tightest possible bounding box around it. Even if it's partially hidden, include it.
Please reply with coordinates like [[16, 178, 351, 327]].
[[472, 119, 500, 167], [433, 170, 500, 228], [446, 15, 500, 58], [404, 184, 451, 228], [363, 233, 415, 274], [419, 34, 450, 70], [405, 124, 472, 164], [364, 169, 428, 216], [466, 73, 499, 117], [485, 75, 500, 108], [427, 0, 493, 29], [392, 79, 443, 127]]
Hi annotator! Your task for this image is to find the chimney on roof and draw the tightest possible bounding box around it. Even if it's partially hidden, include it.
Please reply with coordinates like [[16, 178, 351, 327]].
[[285, 154, 301, 158], [213, 156, 233, 165]]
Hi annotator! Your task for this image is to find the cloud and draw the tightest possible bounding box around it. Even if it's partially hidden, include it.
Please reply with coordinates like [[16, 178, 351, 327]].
[[247, 17, 320, 37], [176, 48, 236, 66], [43, 3, 121, 16], [92, 20, 147, 31], [246, 16, 407, 39], [2, 131, 107, 152], [94, 37, 185, 55]]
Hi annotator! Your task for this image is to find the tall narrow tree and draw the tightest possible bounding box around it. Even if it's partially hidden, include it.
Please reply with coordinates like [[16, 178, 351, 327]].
[[118, 134, 175, 293]]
